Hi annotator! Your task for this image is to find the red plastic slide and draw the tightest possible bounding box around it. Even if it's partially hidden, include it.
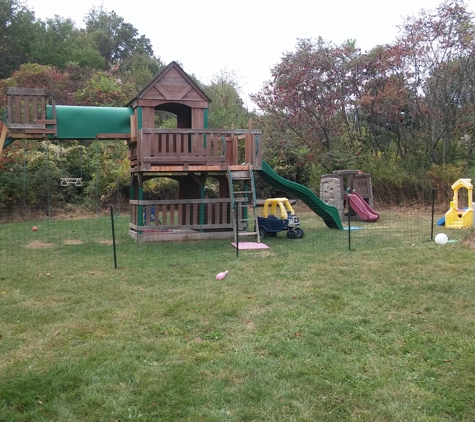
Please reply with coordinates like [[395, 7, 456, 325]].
[[345, 191, 379, 222]]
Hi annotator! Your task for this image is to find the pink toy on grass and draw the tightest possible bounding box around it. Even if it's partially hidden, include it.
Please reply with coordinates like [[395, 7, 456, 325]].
[[216, 270, 229, 280]]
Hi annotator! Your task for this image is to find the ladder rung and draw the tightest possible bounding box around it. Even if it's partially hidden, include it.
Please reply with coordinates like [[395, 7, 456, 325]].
[[231, 171, 250, 179]]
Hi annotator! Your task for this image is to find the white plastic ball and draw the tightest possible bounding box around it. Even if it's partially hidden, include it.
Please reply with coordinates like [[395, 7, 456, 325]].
[[435, 233, 449, 245]]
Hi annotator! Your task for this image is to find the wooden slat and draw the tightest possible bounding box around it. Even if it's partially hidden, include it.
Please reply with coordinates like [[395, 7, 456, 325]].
[[159, 133, 165, 154], [40, 97, 46, 120], [34, 119, 57, 125], [143, 156, 208, 164], [8, 123, 47, 129], [7, 87, 45, 95], [138, 223, 233, 231], [33, 96, 40, 122], [148, 165, 226, 172], [24, 97, 31, 124], [132, 198, 231, 205], [7, 133, 49, 139], [159, 207, 167, 226], [24, 128, 57, 134], [15, 96, 21, 124], [192, 203, 198, 226], [7, 95, 12, 125]]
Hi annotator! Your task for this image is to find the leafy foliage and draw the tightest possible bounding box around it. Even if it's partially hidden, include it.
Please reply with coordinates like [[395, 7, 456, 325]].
[[0, 0, 36, 78], [31, 16, 105, 70], [84, 6, 153, 67], [253, 0, 475, 203], [203, 69, 255, 129]]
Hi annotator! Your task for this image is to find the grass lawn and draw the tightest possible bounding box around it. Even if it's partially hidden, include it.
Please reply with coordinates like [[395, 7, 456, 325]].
[[1, 207, 474, 421]]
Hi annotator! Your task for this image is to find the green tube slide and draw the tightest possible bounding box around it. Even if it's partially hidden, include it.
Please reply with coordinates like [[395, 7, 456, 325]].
[[2, 106, 133, 147], [48, 105, 133, 139], [257, 160, 343, 230]]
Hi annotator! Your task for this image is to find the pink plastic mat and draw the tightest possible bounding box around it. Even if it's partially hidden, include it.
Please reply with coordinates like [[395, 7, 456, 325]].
[[231, 242, 270, 250]]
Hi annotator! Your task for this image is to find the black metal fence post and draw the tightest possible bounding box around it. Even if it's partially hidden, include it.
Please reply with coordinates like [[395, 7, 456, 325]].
[[431, 187, 436, 241], [110, 204, 117, 269], [347, 195, 351, 251], [235, 201, 239, 257]]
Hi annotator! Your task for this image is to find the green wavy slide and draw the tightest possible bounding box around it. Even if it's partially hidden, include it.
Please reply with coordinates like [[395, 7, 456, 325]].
[[257, 160, 343, 230]]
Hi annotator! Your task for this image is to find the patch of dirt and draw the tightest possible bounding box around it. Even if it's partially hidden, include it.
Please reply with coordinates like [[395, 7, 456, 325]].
[[64, 239, 83, 245], [26, 240, 55, 249], [97, 239, 113, 245]]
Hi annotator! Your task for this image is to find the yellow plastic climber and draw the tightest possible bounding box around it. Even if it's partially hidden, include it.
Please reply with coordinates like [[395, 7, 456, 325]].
[[445, 178, 473, 229]]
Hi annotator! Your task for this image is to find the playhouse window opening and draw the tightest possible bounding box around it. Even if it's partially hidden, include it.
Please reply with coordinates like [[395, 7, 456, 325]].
[[458, 188, 469, 209], [155, 110, 177, 128]]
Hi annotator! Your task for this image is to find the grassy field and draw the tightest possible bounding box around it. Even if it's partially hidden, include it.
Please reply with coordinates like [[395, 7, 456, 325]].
[[1, 207, 474, 421]]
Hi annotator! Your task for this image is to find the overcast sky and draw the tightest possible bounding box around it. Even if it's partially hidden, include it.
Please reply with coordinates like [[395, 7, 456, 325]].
[[25, 0, 474, 109]]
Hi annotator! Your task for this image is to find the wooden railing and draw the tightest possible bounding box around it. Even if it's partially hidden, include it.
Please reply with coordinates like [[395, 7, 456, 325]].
[[6, 88, 57, 136], [130, 198, 234, 231], [130, 128, 262, 170]]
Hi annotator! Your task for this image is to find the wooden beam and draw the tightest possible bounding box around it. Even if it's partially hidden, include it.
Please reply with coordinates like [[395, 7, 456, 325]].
[[7, 87, 45, 95], [96, 133, 131, 139], [0, 124, 8, 158], [130, 115, 137, 142], [146, 164, 252, 172], [24, 128, 57, 134], [33, 119, 57, 125], [188, 172, 205, 186], [7, 133, 47, 139], [8, 123, 47, 129], [130, 230, 235, 243]]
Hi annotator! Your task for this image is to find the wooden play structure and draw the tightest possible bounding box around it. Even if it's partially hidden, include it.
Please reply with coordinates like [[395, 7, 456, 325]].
[[1, 62, 263, 242], [444, 178, 473, 229], [2, 62, 350, 240]]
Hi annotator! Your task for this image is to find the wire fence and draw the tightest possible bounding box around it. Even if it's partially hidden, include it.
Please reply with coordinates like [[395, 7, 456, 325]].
[[1, 191, 466, 277]]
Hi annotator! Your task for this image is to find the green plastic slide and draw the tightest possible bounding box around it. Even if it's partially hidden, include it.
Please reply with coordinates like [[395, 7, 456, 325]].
[[257, 160, 343, 230]]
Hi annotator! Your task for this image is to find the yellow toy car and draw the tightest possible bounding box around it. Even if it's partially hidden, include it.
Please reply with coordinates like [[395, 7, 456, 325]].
[[257, 198, 304, 238]]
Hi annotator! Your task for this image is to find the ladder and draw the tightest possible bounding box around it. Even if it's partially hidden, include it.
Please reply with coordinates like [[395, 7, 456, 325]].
[[227, 167, 260, 243]]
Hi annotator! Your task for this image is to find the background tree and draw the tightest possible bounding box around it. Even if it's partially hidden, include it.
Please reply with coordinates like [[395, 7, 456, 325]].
[[31, 16, 105, 70], [396, 0, 475, 165], [0, 0, 36, 78], [204, 69, 254, 129], [252, 37, 357, 172], [84, 6, 154, 68]]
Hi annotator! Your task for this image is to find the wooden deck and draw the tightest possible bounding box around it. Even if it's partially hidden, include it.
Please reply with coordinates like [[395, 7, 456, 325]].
[[129, 128, 262, 171]]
